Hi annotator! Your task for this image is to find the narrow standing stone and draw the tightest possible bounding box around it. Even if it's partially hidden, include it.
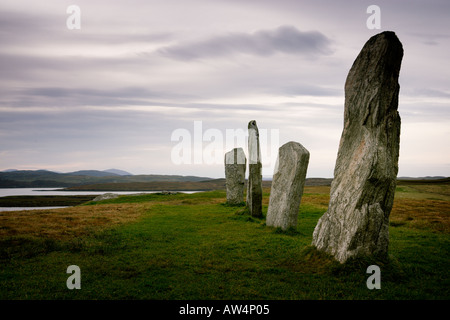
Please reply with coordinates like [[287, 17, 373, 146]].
[[312, 31, 404, 263], [247, 120, 263, 217], [266, 141, 310, 231], [224, 147, 247, 204]]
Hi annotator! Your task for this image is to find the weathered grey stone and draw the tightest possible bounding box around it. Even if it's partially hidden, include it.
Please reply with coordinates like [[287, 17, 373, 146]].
[[246, 120, 263, 217], [266, 141, 310, 231], [159, 191, 178, 195], [312, 31, 404, 263], [92, 193, 119, 201], [224, 147, 247, 204]]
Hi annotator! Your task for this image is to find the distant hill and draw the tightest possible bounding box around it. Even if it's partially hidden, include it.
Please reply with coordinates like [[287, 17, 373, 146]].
[[66, 169, 133, 177], [0, 169, 213, 188], [397, 177, 450, 185], [104, 169, 133, 176], [397, 176, 446, 180], [304, 178, 333, 186], [64, 179, 228, 191], [63, 178, 335, 191], [1, 169, 448, 189], [66, 170, 121, 177]]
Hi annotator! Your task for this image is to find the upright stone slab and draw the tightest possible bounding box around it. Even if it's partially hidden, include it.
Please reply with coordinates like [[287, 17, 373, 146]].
[[224, 147, 247, 204], [312, 31, 404, 263], [247, 120, 263, 217], [266, 141, 310, 231]]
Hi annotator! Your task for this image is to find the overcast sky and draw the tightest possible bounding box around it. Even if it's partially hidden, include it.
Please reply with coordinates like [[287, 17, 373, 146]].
[[0, 0, 449, 178]]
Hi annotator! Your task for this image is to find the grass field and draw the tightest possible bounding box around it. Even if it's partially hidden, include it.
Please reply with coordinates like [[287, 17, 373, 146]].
[[0, 182, 448, 300]]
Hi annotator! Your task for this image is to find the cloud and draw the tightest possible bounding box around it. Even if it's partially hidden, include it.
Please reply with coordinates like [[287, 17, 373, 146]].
[[409, 88, 450, 99], [19, 86, 192, 104], [267, 84, 340, 97], [158, 25, 333, 60], [408, 32, 450, 46], [0, 8, 173, 45], [0, 1, 448, 177]]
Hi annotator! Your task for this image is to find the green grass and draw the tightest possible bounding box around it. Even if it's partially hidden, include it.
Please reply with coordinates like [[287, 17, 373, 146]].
[[0, 187, 449, 300]]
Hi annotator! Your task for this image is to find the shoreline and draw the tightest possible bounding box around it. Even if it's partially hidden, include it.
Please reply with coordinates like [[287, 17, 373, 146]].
[[0, 195, 97, 207]]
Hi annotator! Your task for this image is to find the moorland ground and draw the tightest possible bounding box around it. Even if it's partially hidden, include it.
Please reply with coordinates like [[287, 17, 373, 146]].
[[0, 181, 448, 300]]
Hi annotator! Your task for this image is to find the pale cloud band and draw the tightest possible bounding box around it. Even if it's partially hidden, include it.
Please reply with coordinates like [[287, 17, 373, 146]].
[[158, 25, 334, 60]]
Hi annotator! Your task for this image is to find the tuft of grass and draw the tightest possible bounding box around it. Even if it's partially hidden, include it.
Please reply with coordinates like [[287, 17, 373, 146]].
[[0, 237, 61, 260], [220, 201, 246, 207], [390, 198, 449, 233], [0, 203, 148, 240], [390, 221, 407, 227], [271, 227, 300, 236]]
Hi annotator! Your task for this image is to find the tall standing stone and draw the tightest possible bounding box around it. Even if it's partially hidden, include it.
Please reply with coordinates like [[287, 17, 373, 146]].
[[247, 120, 263, 217], [312, 31, 404, 263], [224, 147, 247, 204], [266, 141, 310, 231]]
